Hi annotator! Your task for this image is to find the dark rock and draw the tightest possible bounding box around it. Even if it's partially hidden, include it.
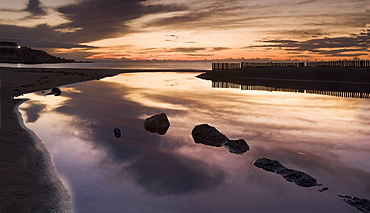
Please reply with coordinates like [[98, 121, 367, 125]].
[[338, 195, 370, 213], [191, 124, 228, 147], [277, 169, 320, 187], [253, 158, 286, 172], [113, 128, 121, 138], [224, 139, 249, 154], [143, 113, 170, 135], [51, 87, 61, 96], [318, 187, 329, 192], [191, 124, 249, 154], [253, 158, 323, 188], [46, 87, 61, 96]]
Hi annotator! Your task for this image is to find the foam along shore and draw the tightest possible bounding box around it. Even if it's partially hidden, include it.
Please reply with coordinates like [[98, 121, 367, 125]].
[[0, 67, 131, 212]]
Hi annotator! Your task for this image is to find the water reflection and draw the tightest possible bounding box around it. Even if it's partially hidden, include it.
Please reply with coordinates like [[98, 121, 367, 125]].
[[212, 81, 370, 99], [19, 72, 370, 213]]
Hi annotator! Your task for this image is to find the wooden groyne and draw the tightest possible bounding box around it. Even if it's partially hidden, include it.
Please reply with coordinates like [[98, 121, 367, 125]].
[[211, 63, 241, 71]]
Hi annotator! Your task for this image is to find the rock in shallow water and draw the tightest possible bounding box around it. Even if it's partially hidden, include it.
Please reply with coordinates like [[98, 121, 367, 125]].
[[113, 128, 121, 138], [191, 124, 249, 154], [338, 195, 370, 213], [46, 87, 61, 96], [143, 113, 170, 135], [223, 139, 249, 154], [253, 158, 324, 188], [253, 158, 285, 172], [191, 124, 229, 147]]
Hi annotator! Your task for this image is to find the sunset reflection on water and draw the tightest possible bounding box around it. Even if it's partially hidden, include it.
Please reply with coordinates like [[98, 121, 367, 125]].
[[20, 72, 370, 213]]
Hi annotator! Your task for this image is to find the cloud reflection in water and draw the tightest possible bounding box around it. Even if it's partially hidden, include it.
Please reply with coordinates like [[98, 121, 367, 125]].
[[20, 72, 370, 213], [52, 79, 226, 196]]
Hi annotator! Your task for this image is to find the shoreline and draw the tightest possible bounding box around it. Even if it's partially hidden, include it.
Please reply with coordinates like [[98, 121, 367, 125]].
[[0, 67, 207, 212], [15, 98, 70, 212]]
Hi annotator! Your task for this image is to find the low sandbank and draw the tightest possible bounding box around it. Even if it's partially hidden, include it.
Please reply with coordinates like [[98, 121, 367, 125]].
[[0, 67, 179, 212]]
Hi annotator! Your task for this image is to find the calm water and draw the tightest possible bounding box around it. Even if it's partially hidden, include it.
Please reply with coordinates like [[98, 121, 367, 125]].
[[0, 60, 212, 70], [19, 72, 370, 213]]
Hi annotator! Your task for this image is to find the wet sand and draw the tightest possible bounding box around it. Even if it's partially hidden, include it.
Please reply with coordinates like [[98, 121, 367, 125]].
[[0, 67, 137, 212]]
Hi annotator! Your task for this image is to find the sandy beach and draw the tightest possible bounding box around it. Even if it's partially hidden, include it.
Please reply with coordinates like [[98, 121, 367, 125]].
[[0, 67, 130, 212]]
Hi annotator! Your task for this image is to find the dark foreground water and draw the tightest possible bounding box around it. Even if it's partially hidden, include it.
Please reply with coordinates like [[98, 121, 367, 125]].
[[19, 72, 370, 213]]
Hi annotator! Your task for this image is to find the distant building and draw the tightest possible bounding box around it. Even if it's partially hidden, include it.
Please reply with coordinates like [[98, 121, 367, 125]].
[[0, 41, 21, 49]]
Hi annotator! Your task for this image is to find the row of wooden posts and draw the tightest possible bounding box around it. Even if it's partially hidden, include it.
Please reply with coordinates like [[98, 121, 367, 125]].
[[212, 60, 370, 70]]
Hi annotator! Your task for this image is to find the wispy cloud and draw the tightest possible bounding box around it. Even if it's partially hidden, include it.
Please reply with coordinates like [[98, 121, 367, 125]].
[[0, 0, 368, 60], [245, 28, 369, 57]]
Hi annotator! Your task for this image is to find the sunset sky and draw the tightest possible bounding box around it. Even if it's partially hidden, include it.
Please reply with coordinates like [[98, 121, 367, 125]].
[[0, 0, 369, 60]]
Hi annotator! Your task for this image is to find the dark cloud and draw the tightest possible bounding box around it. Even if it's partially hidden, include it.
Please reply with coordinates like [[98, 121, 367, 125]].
[[265, 29, 330, 38], [170, 47, 206, 53], [53, 81, 225, 196], [0, 24, 98, 50], [56, 0, 186, 44], [0, 0, 186, 50], [24, 0, 46, 16], [246, 30, 369, 57], [186, 53, 214, 57], [145, 2, 244, 29], [165, 34, 179, 39], [211, 47, 231, 51]]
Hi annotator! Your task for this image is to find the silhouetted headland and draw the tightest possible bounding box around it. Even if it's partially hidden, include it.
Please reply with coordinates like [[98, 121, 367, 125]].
[[0, 41, 78, 64]]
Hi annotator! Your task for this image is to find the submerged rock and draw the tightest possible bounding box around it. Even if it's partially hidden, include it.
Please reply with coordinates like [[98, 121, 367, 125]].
[[113, 128, 122, 138], [318, 187, 329, 192], [253, 158, 323, 188], [338, 195, 370, 213], [191, 124, 249, 154], [143, 113, 170, 135], [223, 139, 249, 154]]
